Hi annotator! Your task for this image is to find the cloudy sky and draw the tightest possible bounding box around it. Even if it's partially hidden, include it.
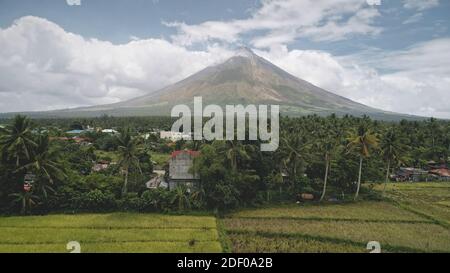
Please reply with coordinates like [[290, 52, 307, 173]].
[[0, 0, 449, 118]]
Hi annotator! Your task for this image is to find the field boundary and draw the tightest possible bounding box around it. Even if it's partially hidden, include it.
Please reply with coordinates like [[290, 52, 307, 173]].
[[0, 238, 220, 245], [227, 229, 444, 253], [216, 219, 232, 253], [392, 201, 450, 230], [228, 216, 433, 225], [383, 193, 450, 230], [0, 226, 217, 230]]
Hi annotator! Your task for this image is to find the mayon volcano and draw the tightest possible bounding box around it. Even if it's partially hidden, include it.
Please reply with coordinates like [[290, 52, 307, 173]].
[[7, 48, 420, 120]]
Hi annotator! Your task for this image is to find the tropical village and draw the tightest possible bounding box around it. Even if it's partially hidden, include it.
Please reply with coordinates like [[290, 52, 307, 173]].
[[0, 114, 449, 253]]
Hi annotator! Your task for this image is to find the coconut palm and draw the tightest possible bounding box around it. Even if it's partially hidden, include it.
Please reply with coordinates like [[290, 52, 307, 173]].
[[117, 128, 141, 196], [225, 140, 252, 172], [281, 133, 310, 183], [380, 129, 404, 194], [347, 124, 378, 200], [318, 121, 346, 202], [0, 115, 36, 166], [318, 139, 334, 202], [15, 134, 66, 198]]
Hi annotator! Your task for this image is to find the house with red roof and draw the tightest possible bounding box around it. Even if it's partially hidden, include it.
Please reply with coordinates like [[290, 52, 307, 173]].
[[429, 168, 450, 181], [168, 150, 200, 190]]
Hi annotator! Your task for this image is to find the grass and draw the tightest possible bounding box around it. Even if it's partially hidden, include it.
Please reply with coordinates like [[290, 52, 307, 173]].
[[373, 182, 450, 226], [222, 182, 450, 253], [224, 219, 449, 252], [1, 182, 448, 253], [229, 233, 365, 253], [232, 201, 425, 222], [0, 242, 221, 253], [152, 152, 171, 166], [94, 150, 120, 162], [0, 213, 221, 253]]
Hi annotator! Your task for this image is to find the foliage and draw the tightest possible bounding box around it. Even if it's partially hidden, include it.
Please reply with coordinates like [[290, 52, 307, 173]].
[[1, 114, 449, 215]]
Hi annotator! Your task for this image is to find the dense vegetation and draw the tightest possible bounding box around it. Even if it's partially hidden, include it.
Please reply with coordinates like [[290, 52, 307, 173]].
[[0, 114, 449, 215]]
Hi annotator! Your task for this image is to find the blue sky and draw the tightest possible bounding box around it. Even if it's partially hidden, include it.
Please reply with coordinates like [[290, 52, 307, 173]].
[[0, 0, 258, 43], [0, 0, 449, 117], [1, 0, 448, 53]]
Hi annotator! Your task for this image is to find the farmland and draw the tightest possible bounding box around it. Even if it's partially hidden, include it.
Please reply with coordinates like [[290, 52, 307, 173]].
[[0, 182, 448, 253], [0, 213, 222, 253], [373, 182, 450, 226], [221, 182, 450, 253]]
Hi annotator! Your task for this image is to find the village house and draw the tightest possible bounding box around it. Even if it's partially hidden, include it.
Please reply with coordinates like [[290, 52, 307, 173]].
[[92, 160, 111, 172], [160, 131, 191, 142], [49, 136, 70, 141], [66, 129, 86, 135], [167, 150, 200, 190], [429, 168, 450, 181], [101, 129, 118, 134], [73, 136, 92, 146], [146, 170, 168, 189], [394, 167, 429, 182]]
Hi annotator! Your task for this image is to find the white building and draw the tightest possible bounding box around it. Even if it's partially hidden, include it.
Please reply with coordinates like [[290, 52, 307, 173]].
[[101, 129, 118, 134], [160, 131, 191, 141]]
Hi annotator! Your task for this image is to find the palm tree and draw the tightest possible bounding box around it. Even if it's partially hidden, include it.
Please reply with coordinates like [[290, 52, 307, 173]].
[[117, 129, 141, 196], [347, 124, 378, 201], [171, 185, 191, 211], [380, 129, 403, 194], [0, 115, 36, 166], [318, 140, 334, 202], [9, 191, 40, 214], [318, 120, 346, 202], [15, 134, 66, 198], [281, 133, 309, 184], [225, 140, 251, 172]]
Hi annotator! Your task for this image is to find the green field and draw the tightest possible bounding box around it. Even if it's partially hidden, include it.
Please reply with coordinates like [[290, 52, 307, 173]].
[[0, 213, 222, 253], [0, 182, 448, 253], [222, 182, 450, 253], [373, 182, 450, 226]]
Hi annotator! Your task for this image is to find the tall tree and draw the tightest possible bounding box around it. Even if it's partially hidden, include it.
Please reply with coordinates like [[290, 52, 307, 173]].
[[380, 129, 403, 194], [281, 132, 310, 185], [225, 140, 251, 172], [117, 128, 141, 196], [347, 124, 378, 200], [318, 139, 334, 202]]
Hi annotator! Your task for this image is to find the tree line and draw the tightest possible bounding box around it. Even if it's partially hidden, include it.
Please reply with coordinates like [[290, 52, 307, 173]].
[[0, 114, 449, 214]]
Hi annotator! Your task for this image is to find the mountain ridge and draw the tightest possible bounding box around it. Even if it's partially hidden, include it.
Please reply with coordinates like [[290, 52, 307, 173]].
[[0, 48, 425, 121]]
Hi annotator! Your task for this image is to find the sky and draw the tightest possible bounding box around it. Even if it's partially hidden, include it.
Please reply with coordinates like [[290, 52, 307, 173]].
[[0, 0, 449, 118]]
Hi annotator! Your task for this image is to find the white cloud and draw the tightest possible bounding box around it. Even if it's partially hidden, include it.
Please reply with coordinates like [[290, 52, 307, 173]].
[[255, 39, 450, 118], [403, 0, 440, 11], [166, 0, 382, 48], [0, 15, 449, 119], [403, 12, 423, 24], [0, 16, 233, 112]]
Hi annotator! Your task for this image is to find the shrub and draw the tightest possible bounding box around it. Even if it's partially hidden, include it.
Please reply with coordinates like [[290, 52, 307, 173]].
[[118, 193, 146, 212], [141, 189, 174, 212], [73, 189, 117, 212]]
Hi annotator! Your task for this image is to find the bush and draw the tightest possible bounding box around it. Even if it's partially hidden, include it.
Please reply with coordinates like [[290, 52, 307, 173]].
[[118, 193, 146, 212], [142, 189, 175, 212], [73, 190, 117, 212]]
